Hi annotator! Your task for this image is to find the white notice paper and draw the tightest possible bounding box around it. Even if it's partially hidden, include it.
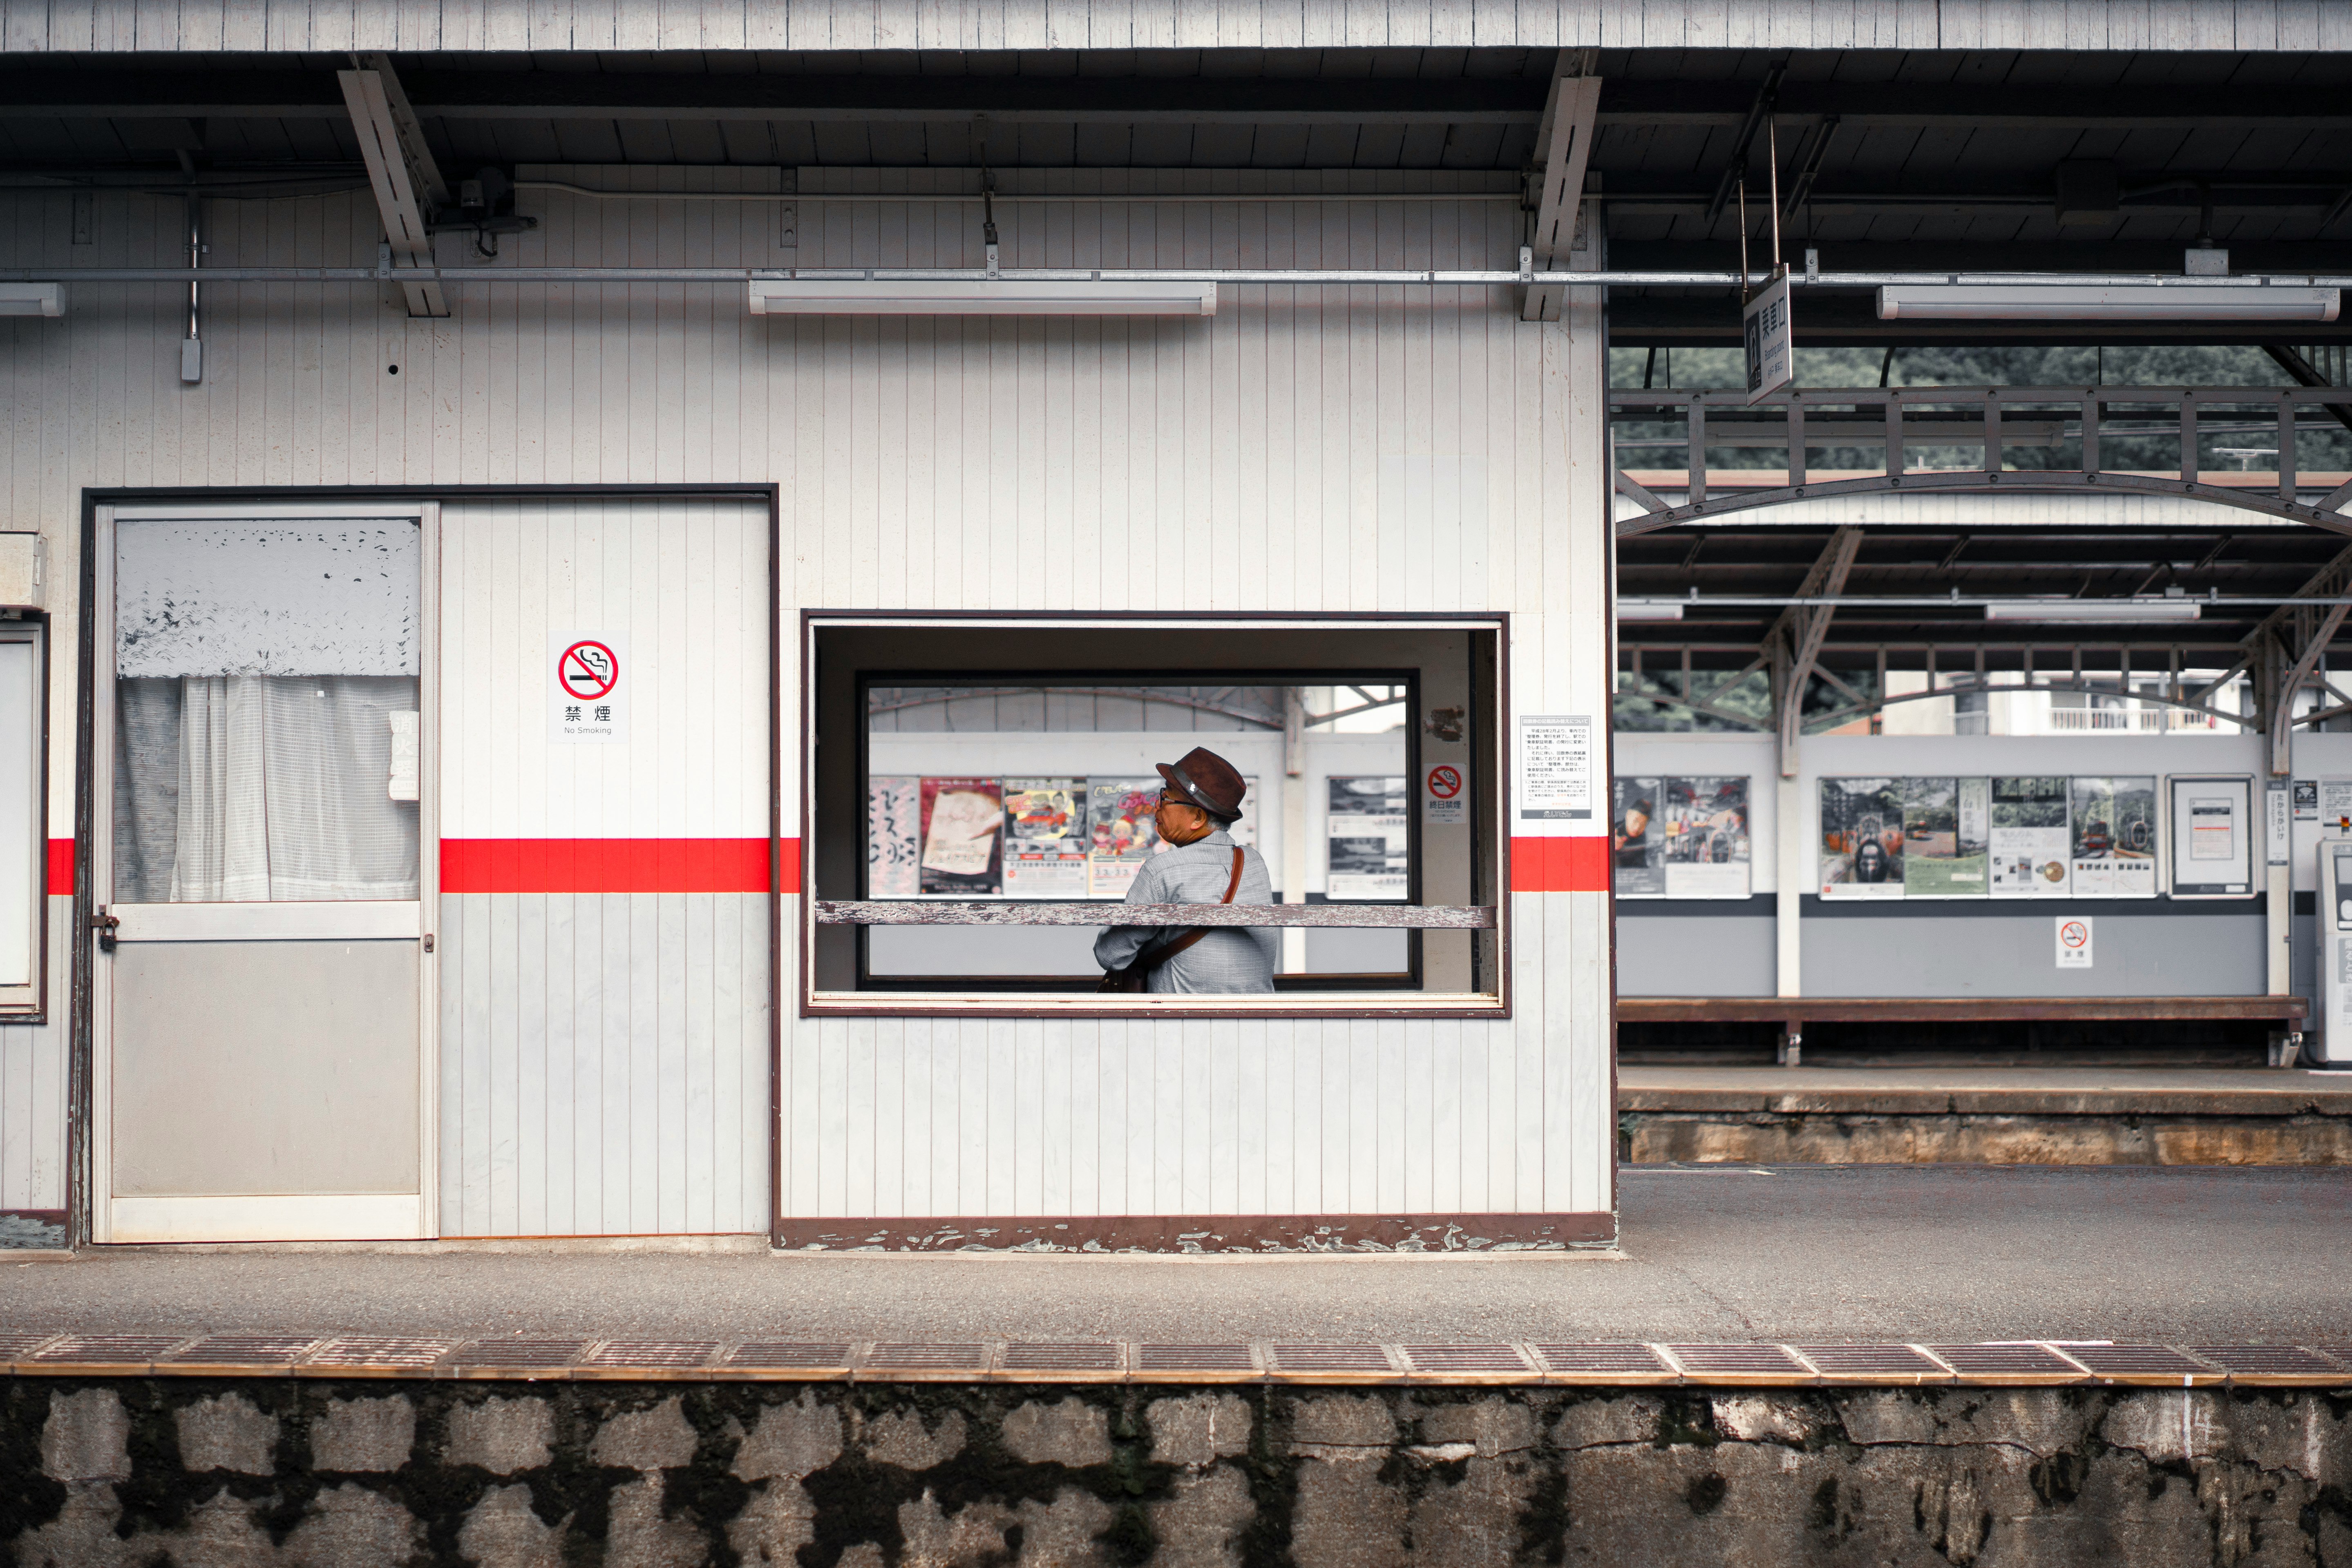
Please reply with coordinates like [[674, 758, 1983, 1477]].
[[1519, 715, 1594, 821], [2055, 916, 2093, 969], [550, 631, 628, 744], [387, 711, 419, 801]]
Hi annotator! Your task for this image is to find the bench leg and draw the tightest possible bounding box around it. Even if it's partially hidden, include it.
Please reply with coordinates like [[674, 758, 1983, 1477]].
[[2269, 1030, 2303, 1069], [1777, 1021, 1803, 1069]]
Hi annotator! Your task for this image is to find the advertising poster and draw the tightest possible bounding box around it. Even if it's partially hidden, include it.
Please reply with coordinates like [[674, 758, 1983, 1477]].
[[867, 776, 921, 898], [1661, 775, 1749, 899], [1086, 778, 1161, 898], [918, 776, 1004, 895], [1903, 776, 1990, 897], [1989, 776, 2072, 898], [2069, 776, 2157, 898], [1613, 775, 1666, 898], [1328, 776, 1409, 900], [1002, 777, 1089, 897], [1819, 777, 1905, 898]]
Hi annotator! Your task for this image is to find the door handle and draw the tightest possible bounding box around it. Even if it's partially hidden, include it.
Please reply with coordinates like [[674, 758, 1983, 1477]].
[[92, 906, 120, 953]]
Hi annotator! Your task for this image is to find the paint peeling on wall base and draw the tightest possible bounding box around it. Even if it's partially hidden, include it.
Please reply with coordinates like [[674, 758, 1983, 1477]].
[[770, 1212, 1616, 1253]]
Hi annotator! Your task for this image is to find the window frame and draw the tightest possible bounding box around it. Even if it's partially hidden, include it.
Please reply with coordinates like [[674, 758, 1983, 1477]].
[[798, 610, 1511, 1020], [0, 617, 47, 1020]]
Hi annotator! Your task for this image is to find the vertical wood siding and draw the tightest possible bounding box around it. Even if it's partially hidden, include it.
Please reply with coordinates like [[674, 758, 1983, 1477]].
[[0, 897, 69, 1214], [1, 168, 1613, 1236], [439, 498, 770, 1236], [1, 0, 2338, 56]]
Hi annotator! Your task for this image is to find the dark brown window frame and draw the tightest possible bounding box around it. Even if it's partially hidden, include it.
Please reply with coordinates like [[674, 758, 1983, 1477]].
[[798, 610, 1511, 1021]]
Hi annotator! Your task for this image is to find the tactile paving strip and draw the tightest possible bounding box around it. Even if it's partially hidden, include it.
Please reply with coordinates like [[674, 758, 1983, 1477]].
[[1271, 1344, 1395, 1374], [579, 1341, 717, 1369], [1138, 1344, 1256, 1373], [167, 1334, 323, 1367], [866, 1343, 988, 1370], [724, 1342, 854, 1370], [1668, 1345, 1810, 1377], [1928, 1344, 2086, 1378], [1795, 1345, 1950, 1380], [1534, 1344, 1674, 1377], [302, 1336, 462, 1371], [2061, 1345, 2216, 1379], [2192, 1346, 2348, 1378], [1002, 1342, 1123, 1371], [1402, 1345, 1532, 1375], [454, 1340, 588, 1370]]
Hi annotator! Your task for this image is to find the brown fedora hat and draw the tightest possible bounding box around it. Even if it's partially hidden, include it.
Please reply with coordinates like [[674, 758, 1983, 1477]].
[[1157, 746, 1248, 821]]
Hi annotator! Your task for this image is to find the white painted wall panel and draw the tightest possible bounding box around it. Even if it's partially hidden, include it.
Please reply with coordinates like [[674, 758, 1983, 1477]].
[[0, 0, 2315, 52], [0, 898, 69, 1214], [3, 168, 1611, 1238]]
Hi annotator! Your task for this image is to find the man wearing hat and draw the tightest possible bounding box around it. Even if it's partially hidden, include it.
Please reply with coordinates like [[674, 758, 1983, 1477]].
[[1093, 746, 1277, 993]]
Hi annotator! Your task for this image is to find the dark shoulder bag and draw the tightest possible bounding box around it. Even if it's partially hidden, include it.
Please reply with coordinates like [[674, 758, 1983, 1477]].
[[1098, 847, 1244, 993]]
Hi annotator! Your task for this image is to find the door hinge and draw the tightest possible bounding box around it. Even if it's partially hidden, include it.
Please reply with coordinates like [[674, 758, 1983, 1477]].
[[91, 907, 120, 953], [422, 933, 434, 953]]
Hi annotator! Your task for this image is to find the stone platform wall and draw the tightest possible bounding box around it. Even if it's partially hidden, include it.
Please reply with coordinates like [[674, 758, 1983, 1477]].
[[4, 1377, 2349, 1565]]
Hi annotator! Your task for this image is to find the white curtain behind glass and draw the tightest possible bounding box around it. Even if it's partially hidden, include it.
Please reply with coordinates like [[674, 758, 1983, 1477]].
[[113, 521, 421, 904]]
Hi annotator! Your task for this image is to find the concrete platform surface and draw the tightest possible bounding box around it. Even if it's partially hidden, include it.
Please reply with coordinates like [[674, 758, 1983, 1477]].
[[1617, 1064, 2352, 1116], [2, 1165, 2347, 1346]]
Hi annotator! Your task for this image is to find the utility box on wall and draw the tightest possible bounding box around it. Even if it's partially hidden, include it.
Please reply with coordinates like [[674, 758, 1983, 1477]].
[[0, 535, 44, 610]]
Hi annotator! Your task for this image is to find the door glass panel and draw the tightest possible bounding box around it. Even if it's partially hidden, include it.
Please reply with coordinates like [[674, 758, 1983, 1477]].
[[113, 521, 421, 902]]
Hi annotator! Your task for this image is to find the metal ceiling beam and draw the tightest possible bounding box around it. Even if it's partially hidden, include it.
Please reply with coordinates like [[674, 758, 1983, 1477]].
[[0, 69, 1549, 122], [1522, 70, 1600, 324], [1599, 80, 2352, 130], [337, 65, 446, 317], [1770, 525, 1862, 768]]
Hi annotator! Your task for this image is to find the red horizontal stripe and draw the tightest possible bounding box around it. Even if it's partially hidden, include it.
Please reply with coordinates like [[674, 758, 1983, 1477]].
[[441, 839, 777, 895], [46, 840, 74, 897], [1509, 836, 1610, 894]]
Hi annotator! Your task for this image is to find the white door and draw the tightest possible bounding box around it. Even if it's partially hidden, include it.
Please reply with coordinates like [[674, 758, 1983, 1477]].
[[92, 503, 438, 1243]]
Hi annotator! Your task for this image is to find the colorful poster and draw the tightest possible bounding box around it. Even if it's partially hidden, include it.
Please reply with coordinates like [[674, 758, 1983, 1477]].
[[1328, 776, 1409, 900], [918, 776, 1004, 895], [1003, 777, 1089, 898], [1087, 778, 1161, 898], [2069, 775, 2157, 899], [1614, 776, 1666, 898], [1661, 775, 1748, 899], [867, 775, 921, 898], [1819, 777, 1905, 898], [1903, 776, 1990, 897], [1989, 776, 2071, 898]]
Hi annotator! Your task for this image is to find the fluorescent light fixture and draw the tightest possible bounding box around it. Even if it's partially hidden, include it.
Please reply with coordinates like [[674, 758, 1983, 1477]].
[[0, 283, 63, 318], [1878, 284, 2338, 322], [1616, 599, 1686, 622], [748, 279, 1216, 316], [1983, 599, 2202, 624]]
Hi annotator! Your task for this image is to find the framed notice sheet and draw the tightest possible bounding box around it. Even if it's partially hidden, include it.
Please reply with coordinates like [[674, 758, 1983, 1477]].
[[1328, 776, 1409, 900], [1989, 776, 2071, 899], [2167, 774, 2254, 898]]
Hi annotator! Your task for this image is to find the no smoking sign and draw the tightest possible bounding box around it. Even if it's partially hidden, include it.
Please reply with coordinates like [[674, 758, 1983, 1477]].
[[550, 631, 629, 744], [2055, 916, 2093, 969], [1425, 763, 1467, 825]]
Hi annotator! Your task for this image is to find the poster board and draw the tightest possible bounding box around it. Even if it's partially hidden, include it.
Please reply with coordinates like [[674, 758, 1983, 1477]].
[[1988, 776, 2071, 898], [1003, 778, 1089, 898], [1327, 776, 1409, 900], [1613, 776, 1664, 898], [1818, 777, 1905, 898], [1661, 776, 1751, 899], [2166, 774, 2255, 898], [1901, 776, 1989, 898], [2069, 776, 2158, 898]]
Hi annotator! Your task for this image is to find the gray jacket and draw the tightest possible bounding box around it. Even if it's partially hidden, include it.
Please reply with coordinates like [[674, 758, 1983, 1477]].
[[1092, 829, 1277, 993]]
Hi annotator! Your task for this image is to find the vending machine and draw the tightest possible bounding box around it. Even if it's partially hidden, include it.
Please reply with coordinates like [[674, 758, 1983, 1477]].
[[2317, 843, 2352, 1067]]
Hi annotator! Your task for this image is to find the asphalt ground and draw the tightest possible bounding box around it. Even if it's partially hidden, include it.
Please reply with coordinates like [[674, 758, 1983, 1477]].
[[2, 1165, 2345, 1347]]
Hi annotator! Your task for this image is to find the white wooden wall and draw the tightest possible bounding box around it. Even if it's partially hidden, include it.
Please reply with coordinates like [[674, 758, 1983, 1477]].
[[2, 0, 2337, 55], [0, 168, 1614, 1236], [439, 498, 770, 1236], [0, 898, 68, 1214]]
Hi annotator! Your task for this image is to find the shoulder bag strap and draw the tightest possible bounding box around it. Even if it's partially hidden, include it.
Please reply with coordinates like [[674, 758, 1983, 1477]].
[[1136, 847, 1246, 973]]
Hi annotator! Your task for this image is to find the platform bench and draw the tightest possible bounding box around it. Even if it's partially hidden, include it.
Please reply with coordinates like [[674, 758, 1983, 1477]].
[[1615, 995, 2312, 1068]]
